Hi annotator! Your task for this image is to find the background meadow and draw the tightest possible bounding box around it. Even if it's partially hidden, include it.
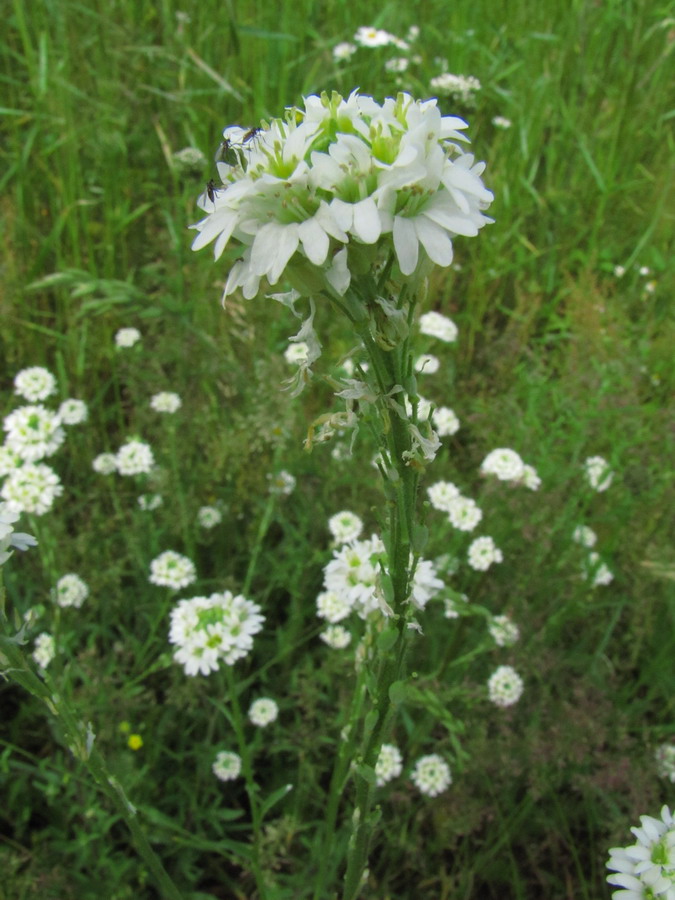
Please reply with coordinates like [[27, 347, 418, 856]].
[[1, 1, 674, 898]]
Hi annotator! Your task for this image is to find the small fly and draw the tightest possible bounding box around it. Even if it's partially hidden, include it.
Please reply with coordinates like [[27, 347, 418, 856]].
[[206, 179, 218, 203], [241, 126, 262, 145]]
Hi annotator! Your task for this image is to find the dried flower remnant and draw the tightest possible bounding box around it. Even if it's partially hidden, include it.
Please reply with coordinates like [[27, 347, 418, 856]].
[[606, 805, 675, 899], [14, 367, 57, 402], [411, 754, 452, 797], [213, 750, 242, 782]]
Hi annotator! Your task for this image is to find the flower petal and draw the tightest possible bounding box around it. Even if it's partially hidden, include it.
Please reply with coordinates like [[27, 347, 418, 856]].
[[393, 216, 418, 275]]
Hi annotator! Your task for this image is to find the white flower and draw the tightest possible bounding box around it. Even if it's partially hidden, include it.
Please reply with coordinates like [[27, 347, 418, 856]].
[[58, 399, 88, 425], [519, 463, 541, 490], [32, 633, 55, 670], [115, 327, 141, 348], [116, 439, 155, 476], [467, 536, 503, 571], [328, 510, 363, 544], [0, 503, 38, 565], [213, 750, 242, 782], [411, 754, 452, 797], [138, 493, 162, 511], [487, 665, 524, 707], [169, 591, 264, 674], [410, 558, 444, 610], [638, 266, 651, 276], [492, 116, 512, 129], [443, 592, 468, 619], [14, 367, 57, 402], [614, 265, 626, 278], [446, 495, 482, 532], [583, 551, 614, 587], [1, 463, 63, 515], [4, 405, 65, 462], [0, 446, 22, 477], [480, 448, 525, 482], [432, 406, 460, 437], [268, 470, 296, 495], [488, 614, 520, 647], [655, 745, 675, 784], [414, 354, 440, 374], [92, 453, 118, 475], [385, 57, 409, 73], [150, 392, 182, 414], [606, 805, 675, 900], [375, 743, 403, 786], [573, 525, 597, 548], [323, 535, 385, 618], [197, 505, 223, 528], [320, 624, 352, 648], [248, 698, 279, 727], [150, 551, 196, 589], [53, 573, 89, 609], [333, 41, 356, 61], [354, 26, 394, 47], [284, 341, 310, 364], [427, 480, 461, 512], [584, 455, 613, 492], [419, 311, 458, 342], [430, 72, 481, 104], [173, 146, 207, 172]]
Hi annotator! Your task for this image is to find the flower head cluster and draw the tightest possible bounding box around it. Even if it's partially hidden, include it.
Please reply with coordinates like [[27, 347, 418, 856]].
[[573, 524, 597, 548], [14, 367, 57, 402], [419, 310, 458, 342], [248, 698, 279, 727], [411, 754, 452, 797], [115, 327, 141, 348], [192, 91, 493, 301], [58, 399, 88, 425], [150, 551, 197, 589], [480, 448, 524, 482], [268, 470, 296, 496], [3, 405, 65, 462], [584, 455, 613, 492], [169, 590, 265, 675], [32, 632, 56, 670], [467, 535, 503, 571], [1, 463, 63, 515], [0, 503, 38, 566], [655, 745, 675, 783], [138, 493, 162, 511], [488, 614, 520, 647], [197, 505, 223, 528], [375, 743, 403, 786], [583, 551, 614, 587], [319, 534, 443, 620], [320, 624, 352, 649], [284, 341, 310, 364], [327, 510, 363, 544], [432, 407, 460, 437], [430, 73, 481, 105], [150, 392, 182, 414], [116, 439, 155, 476], [212, 750, 242, 781], [53, 574, 89, 609], [606, 806, 675, 899], [92, 452, 118, 475], [487, 665, 524, 707]]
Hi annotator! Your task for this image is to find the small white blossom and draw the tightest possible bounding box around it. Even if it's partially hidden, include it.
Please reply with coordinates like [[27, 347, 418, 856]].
[[4, 405, 65, 463], [320, 624, 352, 649], [284, 341, 309, 364], [411, 754, 452, 797], [427, 480, 461, 512], [316, 590, 353, 623], [58, 399, 88, 425], [584, 455, 613, 492], [53, 573, 89, 609], [197, 505, 223, 528], [92, 453, 118, 475], [375, 743, 403, 786], [488, 614, 520, 647], [150, 392, 182, 414], [467, 536, 503, 571], [488, 665, 524, 707], [573, 525, 597, 548], [613, 265, 626, 277], [432, 406, 460, 437], [492, 116, 512, 129], [354, 26, 394, 47], [443, 592, 468, 619], [150, 551, 196, 589], [213, 750, 242, 782], [32, 633, 56, 670], [328, 511, 363, 544], [116, 439, 155, 476], [268, 470, 296, 496], [414, 354, 440, 374], [419, 311, 458, 343], [520, 464, 541, 490], [583, 552, 614, 587], [0, 446, 22, 477], [385, 57, 409, 73], [480, 448, 525, 482], [115, 327, 141, 348], [14, 367, 57, 402], [655, 745, 675, 784], [138, 493, 163, 511], [638, 266, 651, 276], [1, 463, 63, 515], [332, 41, 356, 61], [606, 805, 675, 900], [430, 72, 481, 104], [446, 495, 482, 532], [248, 698, 279, 727]]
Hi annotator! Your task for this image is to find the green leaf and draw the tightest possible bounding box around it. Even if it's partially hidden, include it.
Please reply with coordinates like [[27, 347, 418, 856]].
[[260, 783, 294, 819], [377, 626, 398, 653], [388, 680, 409, 705], [355, 763, 377, 785]]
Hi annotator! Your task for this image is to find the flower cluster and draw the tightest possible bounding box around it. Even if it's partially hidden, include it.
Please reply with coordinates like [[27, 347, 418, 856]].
[[14, 367, 57, 402], [488, 614, 520, 647], [248, 698, 279, 727], [149, 551, 196, 589], [213, 750, 242, 781], [169, 591, 265, 675], [150, 392, 182, 414], [467, 535, 503, 571], [4, 406, 65, 462], [411, 754, 452, 797], [32, 632, 56, 670], [606, 805, 675, 899], [419, 310, 458, 342], [53, 573, 89, 609], [115, 327, 141, 348], [192, 91, 493, 302], [327, 510, 363, 545], [375, 743, 403, 786], [268, 470, 296, 496], [584, 455, 613, 492], [582, 551, 614, 587], [487, 665, 524, 707], [116, 439, 155, 476], [480, 448, 540, 490], [317, 534, 444, 622], [197, 505, 223, 528], [320, 624, 352, 649], [429, 72, 482, 105]]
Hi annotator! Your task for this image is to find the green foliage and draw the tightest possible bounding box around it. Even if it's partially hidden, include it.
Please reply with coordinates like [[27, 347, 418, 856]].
[[1, 0, 673, 898]]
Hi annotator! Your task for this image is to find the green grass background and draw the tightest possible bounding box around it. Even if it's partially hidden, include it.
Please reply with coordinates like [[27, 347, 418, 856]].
[[1, 0, 673, 898]]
